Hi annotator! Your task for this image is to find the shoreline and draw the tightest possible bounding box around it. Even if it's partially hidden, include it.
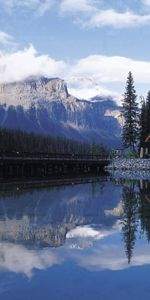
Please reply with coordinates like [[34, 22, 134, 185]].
[[106, 158, 150, 171], [108, 170, 150, 181]]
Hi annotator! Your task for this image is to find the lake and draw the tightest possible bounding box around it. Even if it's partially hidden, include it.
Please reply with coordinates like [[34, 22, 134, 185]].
[[0, 175, 150, 300]]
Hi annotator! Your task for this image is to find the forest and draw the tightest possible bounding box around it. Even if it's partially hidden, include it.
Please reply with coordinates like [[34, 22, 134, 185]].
[[0, 127, 109, 156]]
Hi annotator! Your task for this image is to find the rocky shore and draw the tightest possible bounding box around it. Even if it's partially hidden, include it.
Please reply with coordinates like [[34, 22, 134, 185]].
[[108, 170, 150, 181], [106, 158, 150, 171], [106, 159, 150, 180]]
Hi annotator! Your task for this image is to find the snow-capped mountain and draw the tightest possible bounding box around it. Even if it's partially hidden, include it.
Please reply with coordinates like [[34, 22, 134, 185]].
[[0, 77, 122, 148]]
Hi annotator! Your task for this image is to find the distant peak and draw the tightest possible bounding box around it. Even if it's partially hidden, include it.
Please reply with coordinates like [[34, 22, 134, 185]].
[[0, 76, 69, 105], [0, 76, 66, 87], [90, 95, 119, 106]]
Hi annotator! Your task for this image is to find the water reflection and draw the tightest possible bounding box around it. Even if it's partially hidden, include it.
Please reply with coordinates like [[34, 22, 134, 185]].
[[0, 179, 120, 248], [121, 182, 138, 264], [120, 180, 150, 263], [0, 177, 149, 280], [0, 242, 62, 278]]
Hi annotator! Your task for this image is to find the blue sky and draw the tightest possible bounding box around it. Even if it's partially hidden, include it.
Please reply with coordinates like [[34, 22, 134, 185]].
[[1, 0, 150, 100]]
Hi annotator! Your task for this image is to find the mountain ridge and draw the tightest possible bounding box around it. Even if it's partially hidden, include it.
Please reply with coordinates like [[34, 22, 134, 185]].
[[0, 76, 122, 148]]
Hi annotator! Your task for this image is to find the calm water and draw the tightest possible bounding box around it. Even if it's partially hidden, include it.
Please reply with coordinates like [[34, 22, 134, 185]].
[[0, 176, 150, 300]]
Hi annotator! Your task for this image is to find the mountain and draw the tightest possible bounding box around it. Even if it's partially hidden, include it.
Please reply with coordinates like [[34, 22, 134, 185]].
[[0, 77, 122, 148]]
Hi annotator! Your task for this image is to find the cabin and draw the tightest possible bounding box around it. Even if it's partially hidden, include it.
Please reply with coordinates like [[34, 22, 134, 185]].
[[140, 135, 150, 158]]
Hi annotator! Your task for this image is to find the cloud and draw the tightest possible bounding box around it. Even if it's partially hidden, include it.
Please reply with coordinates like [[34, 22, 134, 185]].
[[82, 9, 150, 29], [35, 0, 54, 16], [60, 0, 97, 14], [69, 54, 150, 84], [1, 0, 150, 28], [0, 31, 15, 46], [142, 0, 150, 7], [1, 44, 150, 99], [0, 44, 66, 83], [0, 31, 17, 51], [1, 0, 40, 10], [67, 77, 119, 100], [60, 0, 150, 29], [0, 0, 54, 16]]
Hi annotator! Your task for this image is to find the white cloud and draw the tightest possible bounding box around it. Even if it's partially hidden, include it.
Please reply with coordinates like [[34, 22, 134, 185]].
[[60, 0, 150, 29], [35, 0, 54, 16], [142, 0, 150, 7], [1, 0, 39, 10], [69, 86, 118, 100], [67, 77, 119, 100], [69, 54, 150, 84], [0, 31, 15, 46], [1, 0, 150, 28], [0, 44, 66, 83], [1, 44, 150, 99], [0, 0, 54, 15], [60, 0, 97, 14], [83, 9, 150, 29]]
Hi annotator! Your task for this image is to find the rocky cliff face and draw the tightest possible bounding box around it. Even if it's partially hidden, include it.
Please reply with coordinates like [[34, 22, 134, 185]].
[[0, 77, 69, 106], [0, 77, 122, 147]]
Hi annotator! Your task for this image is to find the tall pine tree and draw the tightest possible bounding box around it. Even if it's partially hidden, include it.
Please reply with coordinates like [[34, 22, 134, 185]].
[[139, 98, 147, 147], [122, 72, 139, 151], [139, 91, 150, 146], [145, 91, 150, 137]]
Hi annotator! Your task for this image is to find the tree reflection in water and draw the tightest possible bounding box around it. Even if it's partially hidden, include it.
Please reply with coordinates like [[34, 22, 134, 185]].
[[120, 180, 150, 264]]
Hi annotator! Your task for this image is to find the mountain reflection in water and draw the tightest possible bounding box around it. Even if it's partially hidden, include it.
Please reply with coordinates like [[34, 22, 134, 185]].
[[0, 177, 150, 284]]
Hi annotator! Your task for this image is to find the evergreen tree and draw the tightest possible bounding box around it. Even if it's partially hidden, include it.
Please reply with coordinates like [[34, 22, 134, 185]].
[[139, 91, 150, 146], [145, 91, 150, 137], [122, 72, 139, 151], [139, 98, 147, 147]]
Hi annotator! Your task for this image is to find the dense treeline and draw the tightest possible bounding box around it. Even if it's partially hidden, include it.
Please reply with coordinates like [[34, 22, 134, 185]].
[[0, 127, 109, 156]]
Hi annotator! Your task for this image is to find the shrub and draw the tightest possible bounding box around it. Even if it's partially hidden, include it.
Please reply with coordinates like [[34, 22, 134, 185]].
[[125, 151, 139, 159]]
